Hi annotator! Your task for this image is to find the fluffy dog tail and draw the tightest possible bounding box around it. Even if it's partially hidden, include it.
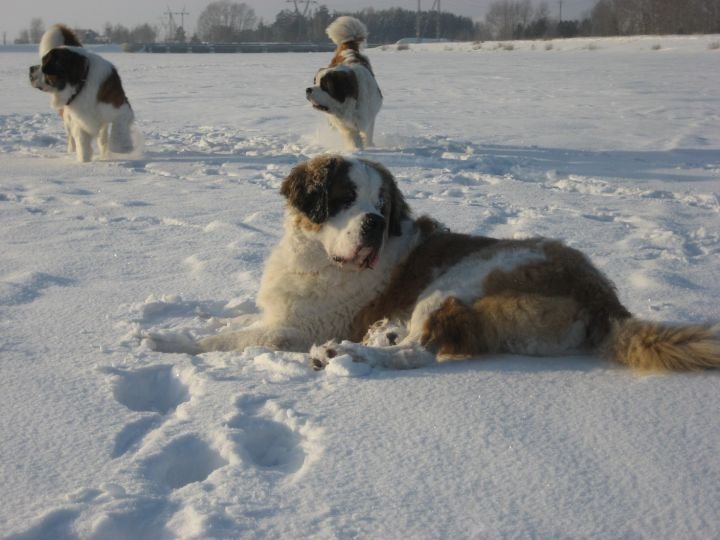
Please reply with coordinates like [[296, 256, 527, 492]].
[[326, 16, 369, 47], [602, 318, 720, 371], [40, 24, 82, 58]]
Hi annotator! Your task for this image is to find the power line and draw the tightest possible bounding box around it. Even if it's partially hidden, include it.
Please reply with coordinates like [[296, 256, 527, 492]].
[[164, 6, 189, 41], [286, 0, 318, 18], [416, 0, 443, 41]]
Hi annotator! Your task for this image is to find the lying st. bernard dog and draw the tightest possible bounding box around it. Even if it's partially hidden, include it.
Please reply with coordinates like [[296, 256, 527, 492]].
[[29, 24, 83, 155], [306, 16, 383, 150], [150, 155, 720, 372], [29, 42, 135, 162]]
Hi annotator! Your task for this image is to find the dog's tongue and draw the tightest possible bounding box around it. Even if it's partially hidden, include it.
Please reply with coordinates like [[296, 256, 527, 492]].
[[355, 247, 379, 270], [367, 250, 380, 270]]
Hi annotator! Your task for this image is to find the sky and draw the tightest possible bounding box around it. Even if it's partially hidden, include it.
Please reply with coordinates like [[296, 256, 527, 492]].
[[2, 0, 597, 43]]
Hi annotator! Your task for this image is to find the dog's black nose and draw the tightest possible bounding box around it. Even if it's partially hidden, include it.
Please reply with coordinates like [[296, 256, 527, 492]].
[[306, 87, 312, 95], [360, 213, 385, 243]]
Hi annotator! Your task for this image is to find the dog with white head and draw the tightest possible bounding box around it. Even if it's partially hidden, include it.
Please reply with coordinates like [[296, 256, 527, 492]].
[[150, 155, 720, 374]]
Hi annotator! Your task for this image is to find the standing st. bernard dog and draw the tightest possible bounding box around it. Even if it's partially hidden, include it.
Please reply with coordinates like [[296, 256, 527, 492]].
[[150, 155, 720, 373], [29, 24, 82, 155], [306, 16, 383, 150], [29, 41, 134, 162]]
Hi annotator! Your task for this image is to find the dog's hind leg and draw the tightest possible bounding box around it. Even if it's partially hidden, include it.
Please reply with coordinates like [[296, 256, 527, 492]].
[[98, 124, 110, 158], [109, 106, 135, 154], [74, 128, 93, 162], [421, 295, 589, 360], [62, 111, 76, 154], [67, 133, 76, 154], [339, 127, 364, 150], [362, 118, 375, 147]]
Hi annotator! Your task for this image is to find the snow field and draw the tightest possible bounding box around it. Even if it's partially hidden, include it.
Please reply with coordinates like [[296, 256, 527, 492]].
[[1, 35, 720, 538]]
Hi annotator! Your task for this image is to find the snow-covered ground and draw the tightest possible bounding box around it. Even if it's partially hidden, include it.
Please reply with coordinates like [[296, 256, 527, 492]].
[[1, 35, 720, 538]]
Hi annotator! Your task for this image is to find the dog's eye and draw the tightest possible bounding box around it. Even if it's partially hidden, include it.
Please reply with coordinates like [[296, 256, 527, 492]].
[[328, 193, 356, 216]]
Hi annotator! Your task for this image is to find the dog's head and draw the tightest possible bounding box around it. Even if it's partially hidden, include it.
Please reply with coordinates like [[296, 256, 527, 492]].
[[281, 155, 411, 271], [29, 47, 87, 94], [306, 67, 358, 114]]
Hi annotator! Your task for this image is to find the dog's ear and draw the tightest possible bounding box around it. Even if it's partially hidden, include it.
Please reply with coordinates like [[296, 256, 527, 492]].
[[281, 156, 345, 224], [41, 49, 61, 75], [322, 70, 358, 102], [366, 160, 411, 237], [41, 48, 87, 82]]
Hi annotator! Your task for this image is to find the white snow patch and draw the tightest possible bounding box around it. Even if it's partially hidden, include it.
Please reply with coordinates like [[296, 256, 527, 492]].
[[2, 37, 720, 539]]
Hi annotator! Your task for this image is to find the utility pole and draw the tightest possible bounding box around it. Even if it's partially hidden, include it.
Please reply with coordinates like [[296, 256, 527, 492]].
[[286, 0, 317, 18], [287, 0, 317, 41], [164, 6, 189, 42], [416, 0, 421, 42], [415, 1, 441, 42], [176, 7, 189, 31], [558, 0, 563, 21], [164, 8, 176, 42]]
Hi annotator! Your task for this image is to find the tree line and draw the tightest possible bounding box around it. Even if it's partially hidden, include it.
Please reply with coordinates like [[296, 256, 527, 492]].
[[13, 0, 720, 46], [14, 18, 158, 45], [195, 0, 720, 43], [195, 3, 475, 43], [590, 0, 720, 35], [479, 0, 719, 40]]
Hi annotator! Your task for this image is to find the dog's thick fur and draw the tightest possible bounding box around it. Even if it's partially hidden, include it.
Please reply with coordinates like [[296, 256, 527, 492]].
[[151, 155, 720, 372], [306, 16, 383, 150], [29, 38, 134, 162]]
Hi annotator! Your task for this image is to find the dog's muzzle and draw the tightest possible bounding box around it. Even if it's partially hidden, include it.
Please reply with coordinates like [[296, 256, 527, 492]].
[[357, 213, 385, 269], [331, 214, 386, 270], [360, 214, 385, 247], [29, 65, 43, 88], [306, 87, 330, 112]]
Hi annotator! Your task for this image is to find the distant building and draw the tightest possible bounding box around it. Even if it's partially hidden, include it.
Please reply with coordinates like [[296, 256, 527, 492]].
[[75, 29, 108, 44], [396, 37, 449, 44]]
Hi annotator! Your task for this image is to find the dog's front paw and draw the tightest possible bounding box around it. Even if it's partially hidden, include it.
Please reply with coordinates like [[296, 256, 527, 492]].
[[310, 340, 375, 376], [363, 318, 408, 347], [309, 340, 341, 371]]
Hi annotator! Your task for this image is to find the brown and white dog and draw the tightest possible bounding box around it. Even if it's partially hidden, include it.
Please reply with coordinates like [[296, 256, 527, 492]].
[[306, 16, 383, 150], [150, 155, 720, 373], [29, 24, 82, 155], [29, 37, 134, 162]]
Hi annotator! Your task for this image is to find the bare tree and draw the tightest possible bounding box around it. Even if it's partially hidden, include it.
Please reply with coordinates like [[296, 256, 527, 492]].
[[197, 1, 257, 42], [485, 1, 515, 39], [29, 18, 45, 43], [590, 0, 719, 35], [517, 0, 534, 29], [131, 24, 158, 44], [485, 0, 535, 40], [15, 29, 30, 44], [535, 1, 551, 21], [591, 0, 619, 34], [104, 23, 131, 43]]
